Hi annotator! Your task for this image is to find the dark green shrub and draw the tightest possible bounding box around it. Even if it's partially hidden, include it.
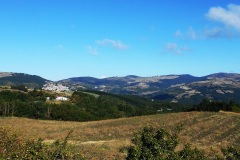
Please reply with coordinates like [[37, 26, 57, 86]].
[[126, 126, 179, 160], [125, 126, 208, 160], [125, 126, 240, 160], [222, 145, 240, 160], [178, 144, 206, 160]]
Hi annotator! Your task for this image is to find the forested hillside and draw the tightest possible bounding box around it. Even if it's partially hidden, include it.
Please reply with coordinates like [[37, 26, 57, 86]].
[[0, 89, 176, 121], [0, 73, 48, 88], [0, 89, 239, 122]]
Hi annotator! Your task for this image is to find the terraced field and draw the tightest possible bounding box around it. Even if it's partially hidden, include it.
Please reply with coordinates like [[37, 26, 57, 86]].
[[1, 111, 240, 159]]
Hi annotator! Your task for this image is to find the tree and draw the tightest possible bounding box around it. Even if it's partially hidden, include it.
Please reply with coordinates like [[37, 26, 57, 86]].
[[126, 126, 179, 160], [11, 85, 28, 92]]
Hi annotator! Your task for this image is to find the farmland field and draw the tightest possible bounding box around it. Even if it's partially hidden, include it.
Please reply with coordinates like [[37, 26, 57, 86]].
[[1, 111, 240, 159]]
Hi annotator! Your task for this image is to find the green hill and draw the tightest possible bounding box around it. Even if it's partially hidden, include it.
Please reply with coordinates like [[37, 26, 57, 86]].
[[0, 72, 49, 88]]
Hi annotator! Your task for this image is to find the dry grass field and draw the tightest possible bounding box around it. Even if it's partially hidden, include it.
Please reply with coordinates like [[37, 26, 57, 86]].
[[1, 111, 240, 159]]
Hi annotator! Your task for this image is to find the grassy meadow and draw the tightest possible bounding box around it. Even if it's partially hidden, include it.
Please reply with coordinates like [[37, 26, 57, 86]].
[[1, 111, 240, 159]]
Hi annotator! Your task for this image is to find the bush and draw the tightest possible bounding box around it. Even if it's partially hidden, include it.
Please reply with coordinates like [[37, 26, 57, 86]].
[[125, 126, 182, 160], [221, 146, 240, 160], [178, 144, 207, 160], [0, 127, 84, 160], [125, 126, 229, 160]]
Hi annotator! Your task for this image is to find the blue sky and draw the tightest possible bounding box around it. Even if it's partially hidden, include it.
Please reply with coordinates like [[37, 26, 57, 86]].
[[0, 0, 240, 80]]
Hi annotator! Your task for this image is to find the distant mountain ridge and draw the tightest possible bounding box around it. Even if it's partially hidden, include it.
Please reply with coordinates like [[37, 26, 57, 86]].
[[59, 72, 240, 104], [1, 72, 240, 104], [59, 74, 207, 90]]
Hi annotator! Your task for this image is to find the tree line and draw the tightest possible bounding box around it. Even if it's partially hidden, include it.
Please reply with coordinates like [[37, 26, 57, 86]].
[[0, 89, 240, 122], [0, 90, 170, 121], [186, 99, 240, 112]]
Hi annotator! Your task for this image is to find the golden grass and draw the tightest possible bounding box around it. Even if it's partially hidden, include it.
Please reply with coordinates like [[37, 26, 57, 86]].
[[1, 112, 240, 159]]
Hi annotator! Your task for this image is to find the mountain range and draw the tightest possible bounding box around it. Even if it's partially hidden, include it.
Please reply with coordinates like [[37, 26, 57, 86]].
[[1, 72, 240, 104]]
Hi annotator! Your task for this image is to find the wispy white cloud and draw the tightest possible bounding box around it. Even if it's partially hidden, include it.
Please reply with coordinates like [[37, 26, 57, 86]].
[[86, 45, 99, 55], [203, 27, 240, 38], [206, 4, 240, 31], [175, 27, 240, 40], [96, 39, 128, 50], [174, 27, 197, 40], [187, 27, 197, 39], [165, 43, 190, 54], [174, 4, 240, 40], [204, 28, 225, 38], [174, 30, 182, 37], [166, 43, 177, 51]]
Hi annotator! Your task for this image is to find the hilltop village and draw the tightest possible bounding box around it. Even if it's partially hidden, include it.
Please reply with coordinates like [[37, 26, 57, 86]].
[[42, 82, 69, 92]]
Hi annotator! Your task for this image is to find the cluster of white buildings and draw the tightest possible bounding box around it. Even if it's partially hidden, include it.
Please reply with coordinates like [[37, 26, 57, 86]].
[[55, 96, 68, 101], [42, 82, 69, 92]]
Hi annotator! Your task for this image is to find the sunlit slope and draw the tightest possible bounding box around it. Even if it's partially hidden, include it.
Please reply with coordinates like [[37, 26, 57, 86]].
[[1, 111, 239, 159]]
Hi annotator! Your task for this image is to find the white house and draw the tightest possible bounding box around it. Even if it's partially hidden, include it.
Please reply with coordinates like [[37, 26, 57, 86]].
[[56, 96, 68, 101]]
